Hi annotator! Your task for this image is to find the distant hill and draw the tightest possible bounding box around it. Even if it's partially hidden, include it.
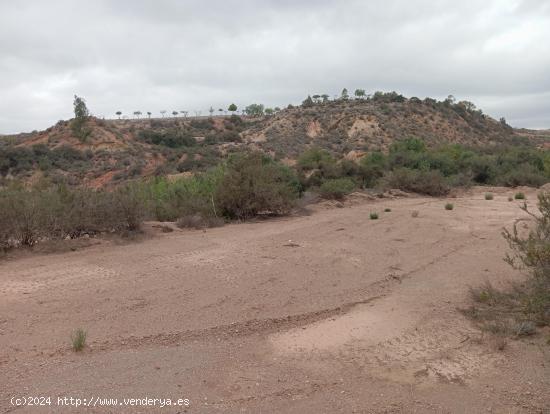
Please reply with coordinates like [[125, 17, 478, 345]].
[[0, 92, 546, 187]]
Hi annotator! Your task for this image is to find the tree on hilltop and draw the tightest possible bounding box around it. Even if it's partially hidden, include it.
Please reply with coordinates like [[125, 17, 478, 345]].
[[302, 95, 314, 108], [341, 88, 349, 100], [244, 103, 264, 117], [354, 89, 366, 99], [71, 95, 91, 141]]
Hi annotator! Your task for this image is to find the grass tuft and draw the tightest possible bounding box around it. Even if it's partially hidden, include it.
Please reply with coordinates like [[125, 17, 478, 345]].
[[71, 328, 87, 352], [444, 202, 454, 210], [514, 192, 526, 200], [370, 212, 379, 220], [485, 193, 493, 200]]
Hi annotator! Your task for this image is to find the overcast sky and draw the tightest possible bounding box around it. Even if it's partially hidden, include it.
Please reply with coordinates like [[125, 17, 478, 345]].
[[1, 0, 549, 133]]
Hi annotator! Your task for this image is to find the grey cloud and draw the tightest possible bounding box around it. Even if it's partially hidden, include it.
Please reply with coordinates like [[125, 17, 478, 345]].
[[0, 0, 549, 133]]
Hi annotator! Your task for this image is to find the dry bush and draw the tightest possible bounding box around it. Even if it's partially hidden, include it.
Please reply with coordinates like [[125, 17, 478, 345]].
[[215, 152, 300, 219], [382, 168, 449, 196], [464, 193, 550, 338]]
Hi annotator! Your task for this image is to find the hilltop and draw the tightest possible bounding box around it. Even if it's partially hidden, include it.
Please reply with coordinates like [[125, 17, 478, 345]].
[[1, 92, 546, 187]]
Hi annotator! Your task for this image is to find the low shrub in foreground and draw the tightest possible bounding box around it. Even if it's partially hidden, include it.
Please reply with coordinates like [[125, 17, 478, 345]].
[[318, 178, 356, 200], [514, 192, 526, 200], [485, 193, 493, 200], [445, 203, 454, 210], [0, 184, 146, 250], [370, 212, 379, 220], [464, 192, 550, 339]]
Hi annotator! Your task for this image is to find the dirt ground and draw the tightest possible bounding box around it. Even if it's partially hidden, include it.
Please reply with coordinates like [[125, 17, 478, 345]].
[[1, 187, 549, 413]]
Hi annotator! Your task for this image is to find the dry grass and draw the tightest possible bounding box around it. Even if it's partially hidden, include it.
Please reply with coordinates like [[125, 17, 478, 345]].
[[71, 328, 87, 352]]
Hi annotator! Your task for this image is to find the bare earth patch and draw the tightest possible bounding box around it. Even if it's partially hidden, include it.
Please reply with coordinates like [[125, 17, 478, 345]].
[[1, 187, 549, 413]]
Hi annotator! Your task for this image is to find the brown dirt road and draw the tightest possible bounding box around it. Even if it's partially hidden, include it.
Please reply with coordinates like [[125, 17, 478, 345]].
[[1, 187, 549, 413]]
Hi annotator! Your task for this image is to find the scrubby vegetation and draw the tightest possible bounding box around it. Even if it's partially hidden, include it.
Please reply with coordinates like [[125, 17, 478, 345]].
[[318, 178, 356, 200], [295, 138, 550, 199], [445, 203, 454, 210], [465, 193, 550, 339], [0, 152, 299, 252]]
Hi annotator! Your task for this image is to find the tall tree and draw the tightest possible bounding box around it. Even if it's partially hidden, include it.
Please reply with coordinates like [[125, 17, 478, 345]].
[[115, 111, 122, 119], [147, 111, 152, 118], [341, 88, 349, 100], [71, 95, 90, 141], [73, 95, 89, 119], [228, 103, 238, 113], [160, 110, 167, 118]]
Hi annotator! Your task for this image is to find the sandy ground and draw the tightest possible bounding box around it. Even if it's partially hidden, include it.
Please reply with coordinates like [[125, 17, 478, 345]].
[[1, 187, 549, 413]]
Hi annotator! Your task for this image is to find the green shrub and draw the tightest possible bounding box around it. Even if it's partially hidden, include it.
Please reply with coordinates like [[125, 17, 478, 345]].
[[485, 193, 494, 200], [318, 178, 356, 200], [383, 168, 449, 196], [514, 192, 526, 200], [215, 153, 300, 219], [359, 151, 387, 187], [445, 203, 454, 210], [370, 212, 379, 220], [384, 208, 391, 212]]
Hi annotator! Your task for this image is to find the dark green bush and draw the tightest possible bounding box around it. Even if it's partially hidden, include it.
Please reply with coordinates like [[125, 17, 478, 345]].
[[383, 168, 449, 196], [138, 129, 196, 148], [215, 153, 300, 219]]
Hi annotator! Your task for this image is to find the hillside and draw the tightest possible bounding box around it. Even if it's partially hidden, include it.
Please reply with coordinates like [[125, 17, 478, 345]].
[[0, 93, 543, 187]]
